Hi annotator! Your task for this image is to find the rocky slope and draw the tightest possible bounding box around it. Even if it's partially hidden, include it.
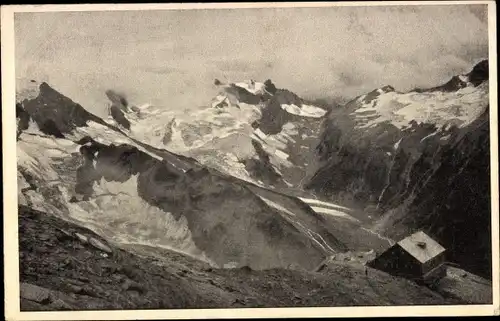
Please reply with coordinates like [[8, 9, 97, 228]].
[[21, 205, 486, 311], [306, 60, 492, 279]]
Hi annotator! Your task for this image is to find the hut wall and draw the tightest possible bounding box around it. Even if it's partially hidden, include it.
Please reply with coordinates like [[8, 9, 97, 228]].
[[422, 251, 446, 275], [368, 245, 422, 279]]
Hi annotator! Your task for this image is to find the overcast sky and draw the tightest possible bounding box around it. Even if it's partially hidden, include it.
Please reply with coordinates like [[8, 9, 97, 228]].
[[15, 4, 489, 117]]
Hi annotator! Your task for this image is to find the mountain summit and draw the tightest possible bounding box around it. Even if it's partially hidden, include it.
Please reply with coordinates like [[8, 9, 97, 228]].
[[100, 79, 328, 189]]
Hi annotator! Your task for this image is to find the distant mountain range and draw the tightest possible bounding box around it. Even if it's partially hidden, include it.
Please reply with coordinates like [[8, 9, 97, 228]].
[[15, 59, 492, 310]]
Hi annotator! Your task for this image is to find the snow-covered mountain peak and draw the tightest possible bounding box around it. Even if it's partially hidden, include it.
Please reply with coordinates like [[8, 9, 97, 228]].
[[93, 78, 327, 187], [307, 59, 491, 279], [347, 60, 489, 131], [15, 78, 323, 190], [16, 78, 41, 102]]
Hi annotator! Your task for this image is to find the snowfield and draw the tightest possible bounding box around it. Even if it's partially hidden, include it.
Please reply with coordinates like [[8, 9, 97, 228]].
[[281, 103, 327, 118], [309, 206, 360, 222], [17, 129, 214, 265], [351, 81, 489, 130], [234, 81, 267, 95], [69, 121, 165, 161], [299, 197, 353, 211], [93, 80, 326, 187]]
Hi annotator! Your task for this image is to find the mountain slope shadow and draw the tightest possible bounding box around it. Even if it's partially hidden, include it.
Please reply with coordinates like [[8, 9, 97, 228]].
[[73, 138, 344, 271]]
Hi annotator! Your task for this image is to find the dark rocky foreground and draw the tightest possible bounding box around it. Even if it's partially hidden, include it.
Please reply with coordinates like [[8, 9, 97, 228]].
[[20, 205, 483, 311]]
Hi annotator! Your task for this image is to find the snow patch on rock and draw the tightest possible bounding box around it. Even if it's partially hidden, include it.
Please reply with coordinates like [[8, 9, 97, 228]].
[[281, 103, 326, 118], [258, 196, 296, 217]]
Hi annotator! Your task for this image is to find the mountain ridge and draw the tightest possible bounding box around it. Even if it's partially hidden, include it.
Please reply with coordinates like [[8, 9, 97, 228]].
[[305, 59, 491, 279], [16, 82, 372, 272]]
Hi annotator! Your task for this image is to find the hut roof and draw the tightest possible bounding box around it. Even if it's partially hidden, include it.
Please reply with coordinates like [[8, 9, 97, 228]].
[[397, 231, 446, 264]]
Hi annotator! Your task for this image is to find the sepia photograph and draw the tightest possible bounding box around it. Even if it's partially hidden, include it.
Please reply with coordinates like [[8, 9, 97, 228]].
[[2, 1, 498, 319]]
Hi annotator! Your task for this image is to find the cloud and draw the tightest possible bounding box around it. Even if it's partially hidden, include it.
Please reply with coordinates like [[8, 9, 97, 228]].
[[210, 58, 254, 73], [142, 66, 183, 75], [15, 4, 489, 116], [468, 4, 488, 23]]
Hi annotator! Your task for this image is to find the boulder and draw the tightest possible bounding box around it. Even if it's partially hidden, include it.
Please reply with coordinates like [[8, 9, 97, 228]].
[[88, 237, 112, 254], [74, 233, 89, 244], [49, 298, 73, 310], [20, 283, 51, 304]]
